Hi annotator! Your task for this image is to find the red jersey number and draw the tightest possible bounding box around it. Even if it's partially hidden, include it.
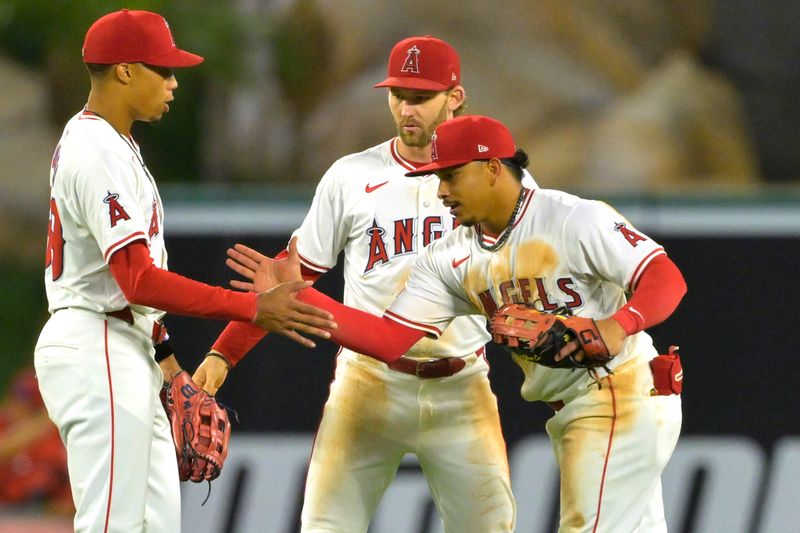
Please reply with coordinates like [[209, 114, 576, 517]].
[[45, 198, 65, 281]]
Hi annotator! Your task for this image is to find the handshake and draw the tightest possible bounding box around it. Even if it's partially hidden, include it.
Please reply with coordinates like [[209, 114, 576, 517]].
[[234, 237, 332, 348]]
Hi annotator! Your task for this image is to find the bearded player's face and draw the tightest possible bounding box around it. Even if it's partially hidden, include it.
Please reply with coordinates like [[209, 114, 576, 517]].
[[388, 88, 451, 148]]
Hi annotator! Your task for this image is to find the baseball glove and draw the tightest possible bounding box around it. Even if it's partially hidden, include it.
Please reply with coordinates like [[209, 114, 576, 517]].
[[165, 372, 231, 483], [491, 304, 613, 370]]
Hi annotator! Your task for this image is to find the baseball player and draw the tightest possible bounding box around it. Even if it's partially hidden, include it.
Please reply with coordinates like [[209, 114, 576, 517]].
[[194, 37, 536, 532], [34, 10, 334, 532], [230, 115, 687, 532]]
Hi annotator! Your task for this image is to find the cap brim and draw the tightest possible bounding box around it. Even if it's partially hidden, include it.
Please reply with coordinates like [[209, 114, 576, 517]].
[[144, 48, 204, 68], [405, 159, 472, 177], [375, 76, 451, 91]]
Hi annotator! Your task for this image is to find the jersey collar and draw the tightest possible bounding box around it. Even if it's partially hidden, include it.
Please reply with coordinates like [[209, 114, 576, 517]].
[[390, 137, 429, 175]]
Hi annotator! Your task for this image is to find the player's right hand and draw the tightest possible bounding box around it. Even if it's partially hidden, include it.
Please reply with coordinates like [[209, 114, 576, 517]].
[[228, 238, 336, 348], [254, 281, 336, 347]]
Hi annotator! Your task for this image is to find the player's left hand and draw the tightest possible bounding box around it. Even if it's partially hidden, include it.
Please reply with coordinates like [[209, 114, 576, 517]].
[[491, 305, 619, 370], [165, 372, 231, 483], [551, 317, 626, 364]]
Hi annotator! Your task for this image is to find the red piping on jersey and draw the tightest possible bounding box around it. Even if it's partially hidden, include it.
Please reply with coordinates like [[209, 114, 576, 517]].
[[612, 254, 686, 335], [103, 321, 115, 533], [511, 188, 535, 230], [628, 248, 665, 291], [390, 138, 427, 172], [80, 110, 102, 121], [384, 309, 443, 337], [593, 377, 617, 533], [297, 252, 329, 274], [104, 232, 146, 262]]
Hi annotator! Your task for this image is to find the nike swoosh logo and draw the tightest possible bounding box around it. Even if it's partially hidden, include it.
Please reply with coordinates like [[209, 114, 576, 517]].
[[674, 370, 683, 382], [452, 255, 470, 268], [365, 181, 389, 193]]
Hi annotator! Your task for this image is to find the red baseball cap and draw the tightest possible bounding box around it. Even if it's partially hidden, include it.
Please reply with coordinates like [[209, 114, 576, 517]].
[[406, 115, 516, 176], [374, 36, 460, 91], [82, 9, 203, 68]]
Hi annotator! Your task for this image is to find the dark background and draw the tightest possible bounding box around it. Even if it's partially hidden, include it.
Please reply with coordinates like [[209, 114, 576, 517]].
[[163, 233, 800, 454]]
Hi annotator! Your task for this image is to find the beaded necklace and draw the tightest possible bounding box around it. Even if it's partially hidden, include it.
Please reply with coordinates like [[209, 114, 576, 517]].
[[475, 187, 528, 252]]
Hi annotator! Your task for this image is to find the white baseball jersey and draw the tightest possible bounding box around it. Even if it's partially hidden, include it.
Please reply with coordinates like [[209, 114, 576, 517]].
[[292, 137, 537, 361], [388, 187, 666, 402], [293, 137, 536, 532], [36, 109, 180, 532], [386, 187, 681, 531], [45, 109, 167, 322]]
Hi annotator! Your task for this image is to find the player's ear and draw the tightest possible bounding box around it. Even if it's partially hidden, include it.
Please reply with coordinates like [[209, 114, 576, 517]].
[[486, 158, 503, 186], [446, 86, 465, 113], [114, 63, 133, 84]]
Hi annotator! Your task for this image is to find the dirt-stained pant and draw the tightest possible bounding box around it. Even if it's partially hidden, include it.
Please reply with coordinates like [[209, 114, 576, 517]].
[[301, 350, 515, 533], [547, 357, 682, 533]]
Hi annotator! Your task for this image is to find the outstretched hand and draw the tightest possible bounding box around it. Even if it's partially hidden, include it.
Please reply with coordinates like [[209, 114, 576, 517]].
[[227, 238, 336, 348], [226, 237, 304, 292]]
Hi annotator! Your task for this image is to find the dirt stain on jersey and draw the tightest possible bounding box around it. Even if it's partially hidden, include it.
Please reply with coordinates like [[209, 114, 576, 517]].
[[464, 239, 559, 313]]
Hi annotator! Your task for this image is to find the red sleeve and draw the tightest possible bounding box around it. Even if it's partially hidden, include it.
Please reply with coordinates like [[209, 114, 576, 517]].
[[211, 321, 267, 367], [298, 288, 425, 362], [274, 248, 323, 281], [108, 241, 257, 322], [611, 254, 687, 335], [208, 248, 323, 367]]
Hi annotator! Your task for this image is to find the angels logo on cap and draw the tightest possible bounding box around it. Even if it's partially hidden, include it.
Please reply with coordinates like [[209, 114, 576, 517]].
[[401, 45, 421, 74], [375, 35, 460, 91], [405, 115, 517, 176]]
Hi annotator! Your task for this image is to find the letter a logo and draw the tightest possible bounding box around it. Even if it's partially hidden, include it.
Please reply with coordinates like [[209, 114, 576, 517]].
[[104, 191, 131, 228], [431, 132, 439, 161], [614, 222, 646, 247], [401, 45, 421, 74]]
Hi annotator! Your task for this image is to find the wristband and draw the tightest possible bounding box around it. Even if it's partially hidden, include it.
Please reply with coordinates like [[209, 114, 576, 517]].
[[154, 338, 174, 363], [206, 351, 232, 370]]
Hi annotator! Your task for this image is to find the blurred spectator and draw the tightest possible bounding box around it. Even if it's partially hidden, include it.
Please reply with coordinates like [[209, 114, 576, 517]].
[[0, 367, 72, 516]]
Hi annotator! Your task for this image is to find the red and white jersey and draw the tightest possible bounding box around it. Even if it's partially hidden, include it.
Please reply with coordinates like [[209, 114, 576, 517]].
[[44, 110, 167, 323], [293, 137, 537, 360], [387, 187, 666, 401]]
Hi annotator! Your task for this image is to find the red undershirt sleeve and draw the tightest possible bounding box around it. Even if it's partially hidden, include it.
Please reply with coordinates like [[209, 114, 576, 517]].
[[611, 254, 687, 335], [298, 288, 425, 362], [108, 240, 257, 322], [210, 248, 325, 367]]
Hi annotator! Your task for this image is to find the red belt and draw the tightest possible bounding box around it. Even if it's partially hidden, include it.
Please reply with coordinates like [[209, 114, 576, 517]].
[[106, 307, 134, 325], [386, 347, 484, 379]]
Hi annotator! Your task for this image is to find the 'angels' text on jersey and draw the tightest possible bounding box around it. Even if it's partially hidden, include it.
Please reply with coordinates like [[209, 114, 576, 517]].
[[364, 215, 459, 272]]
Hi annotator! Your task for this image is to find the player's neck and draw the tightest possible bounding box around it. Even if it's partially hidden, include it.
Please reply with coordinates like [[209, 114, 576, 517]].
[[483, 183, 525, 235], [86, 89, 134, 136], [396, 141, 432, 165]]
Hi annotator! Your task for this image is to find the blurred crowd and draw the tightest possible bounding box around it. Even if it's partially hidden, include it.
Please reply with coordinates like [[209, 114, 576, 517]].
[[0, 367, 72, 527]]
